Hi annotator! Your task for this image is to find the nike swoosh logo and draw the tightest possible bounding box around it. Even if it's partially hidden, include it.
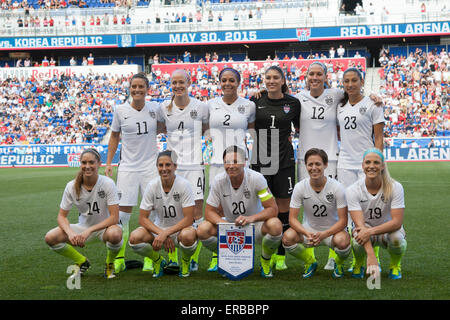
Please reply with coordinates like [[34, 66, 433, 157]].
[[124, 116, 129, 119], [338, 111, 344, 114], [360, 200, 368, 202], [304, 197, 311, 199], [196, 192, 202, 195], [156, 196, 162, 199], [167, 114, 172, 117], [258, 106, 266, 109], [223, 194, 230, 197]]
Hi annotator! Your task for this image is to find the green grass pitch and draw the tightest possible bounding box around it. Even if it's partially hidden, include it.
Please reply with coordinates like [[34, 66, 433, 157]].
[[0, 162, 449, 300]]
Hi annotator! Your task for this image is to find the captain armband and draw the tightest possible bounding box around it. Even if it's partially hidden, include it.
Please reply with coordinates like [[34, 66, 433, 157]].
[[257, 188, 273, 202]]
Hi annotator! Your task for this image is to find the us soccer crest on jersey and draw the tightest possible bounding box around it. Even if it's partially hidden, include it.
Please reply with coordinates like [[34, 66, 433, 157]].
[[217, 223, 255, 280]]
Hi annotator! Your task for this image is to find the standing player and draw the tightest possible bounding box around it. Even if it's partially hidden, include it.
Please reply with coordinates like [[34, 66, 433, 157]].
[[337, 67, 384, 187], [44, 148, 123, 279], [346, 148, 407, 280], [283, 148, 350, 278], [158, 69, 209, 271], [105, 72, 162, 274], [197, 146, 283, 278], [205, 67, 256, 271], [129, 151, 197, 278], [250, 66, 301, 270]]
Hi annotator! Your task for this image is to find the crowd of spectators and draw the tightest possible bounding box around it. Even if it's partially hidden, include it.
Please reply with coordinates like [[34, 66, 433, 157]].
[[0, 73, 130, 145], [1, 48, 449, 146], [380, 47, 450, 138]]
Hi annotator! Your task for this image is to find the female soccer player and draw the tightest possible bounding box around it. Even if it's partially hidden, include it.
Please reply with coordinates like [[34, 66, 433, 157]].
[[282, 148, 350, 279], [158, 69, 209, 271], [44, 148, 123, 279], [346, 148, 407, 280], [250, 66, 301, 270], [128, 151, 198, 278], [196, 146, 282, 278], [105, 72, 163, 273], [337, 67, 384, 188], [205, 67, 256, 271]]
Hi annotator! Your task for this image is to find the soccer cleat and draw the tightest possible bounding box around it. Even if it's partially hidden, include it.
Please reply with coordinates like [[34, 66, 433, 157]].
[[114, 257, 126, 274], [190, 260, 199, 272], [388, 266, 402, 280], [260, 257, 273, 278], [104, 263, 116, 279], [302, 261, 318, 279], [274, 254, 288, 271], [324, 257, 336, 271], [152, 257, 167, 278], [207, 254, 218, 272], [351, 266, 365, 279], [179, 259, 191, 278], [77, 259, 91, 276], [142, 257, 154, 272], [332, 262, 345, 279]]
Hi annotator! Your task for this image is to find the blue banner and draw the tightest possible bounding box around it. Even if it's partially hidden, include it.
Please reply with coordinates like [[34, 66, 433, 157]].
[[0, 144, 120, 168], [384, 147, 450, 161], [1, 21, 448, 50]]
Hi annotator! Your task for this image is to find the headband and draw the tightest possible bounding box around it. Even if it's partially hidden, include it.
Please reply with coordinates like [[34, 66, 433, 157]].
[[307, 61, 327, 75], [219, 68, 241, 83], [363, 148, 384, 162], [343, 67, 363, 79]]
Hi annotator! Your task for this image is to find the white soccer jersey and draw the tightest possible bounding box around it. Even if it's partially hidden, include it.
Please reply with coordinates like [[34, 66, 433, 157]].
[[140, 175, 195, 229], [295, 88, 343, 161], [60, 175, 120, 227], [346, 178, 405, 228], [208, 97, 255, 165], [159, 98, 209, 170], [111, 101, 161, 172], [206, 168, 268, 223], [337, 96, 385, 169], [290, 177, 347, 231]]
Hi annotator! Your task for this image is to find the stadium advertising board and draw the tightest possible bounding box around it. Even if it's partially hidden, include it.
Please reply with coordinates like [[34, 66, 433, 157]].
[[0, 22, 447, 50], [151, 58, 366, 74], [0, 65, 141, 81], [0, 144, 120, 168]]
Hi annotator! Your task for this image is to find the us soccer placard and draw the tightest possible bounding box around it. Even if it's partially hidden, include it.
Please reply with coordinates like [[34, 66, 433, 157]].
[[217, 223, 255, 280]]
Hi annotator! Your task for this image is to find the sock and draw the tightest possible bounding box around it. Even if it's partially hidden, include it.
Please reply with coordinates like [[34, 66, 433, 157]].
[[116, 211, 131, 260], [276, 211, 289, 256], [106, 240, 123, 264], [284, 243, 315, 264], [334, 244, 351, 265], [191, 241, 202, 263], [351, 238, 366, 267], [129, 242, 160, 261], [261, 233, 282, 260], [50, 243, 86, 265], [388, 239, 407, 267], [168, 248, 179, 263], [374, 245, 380, 263], [180, 241, 198, 261], [202, 236, 217, 253], [304, 247, 316, 262], [328, 248, 338, 260]]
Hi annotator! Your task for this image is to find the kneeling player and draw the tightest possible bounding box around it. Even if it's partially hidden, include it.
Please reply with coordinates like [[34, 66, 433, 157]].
[[346, 148, 407, 280], [197, 145, 282, 278], [129, 151, 197, 278], [282, 148, 351, 279], [44, 148, 123, 279]]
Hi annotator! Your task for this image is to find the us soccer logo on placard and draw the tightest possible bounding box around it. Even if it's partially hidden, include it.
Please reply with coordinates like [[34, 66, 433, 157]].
[[227, 230, 245, 254], [217, 223, 255, 280]]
